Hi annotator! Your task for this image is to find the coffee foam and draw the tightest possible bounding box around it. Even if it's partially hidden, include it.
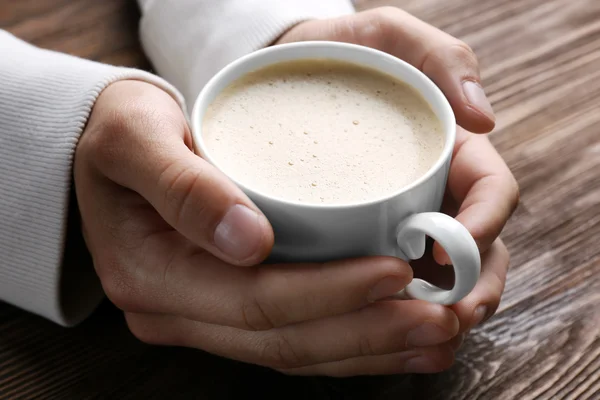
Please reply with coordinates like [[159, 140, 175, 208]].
[[203, 59, 444, 204]]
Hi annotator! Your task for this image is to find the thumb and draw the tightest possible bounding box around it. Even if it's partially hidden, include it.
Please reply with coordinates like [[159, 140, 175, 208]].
[[88, 81, 274, 266], [148, 141, 275, 266]]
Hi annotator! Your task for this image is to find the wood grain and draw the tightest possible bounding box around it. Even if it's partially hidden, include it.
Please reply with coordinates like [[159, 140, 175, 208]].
[[1, 0, 599, 399]]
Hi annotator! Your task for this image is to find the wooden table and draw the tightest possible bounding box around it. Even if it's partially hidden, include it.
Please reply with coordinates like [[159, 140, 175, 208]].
[[1, 0, 599, 399]]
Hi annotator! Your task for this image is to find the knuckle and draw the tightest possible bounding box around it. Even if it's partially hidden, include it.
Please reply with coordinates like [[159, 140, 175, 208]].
[[100, 99, 140, 141], [240, 295, 277, 331], [353, 21, 382, 48], [85, 95, 176, 175], [125, 315, 156, 345], [159, 163, 212, 230], [372, 5, 403, 22], [103, 100, 136, 135], [448, 42, 479, 69], [259, 334, 302, 369], [453, 40, 475, 56], [247, 268, 292, 329], [97, 256, 139, 311], [85, 100, 139, 171], [359, 303, 401, 352], [354, 7, 399, 49], [358, 335, 378, 357], [125, 314, 177, 346], [425, 42, 480, 76]]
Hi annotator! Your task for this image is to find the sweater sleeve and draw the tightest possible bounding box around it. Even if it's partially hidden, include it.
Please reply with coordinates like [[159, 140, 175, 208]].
[[0, 30, 185, 327], [137, 0, 355, 111]]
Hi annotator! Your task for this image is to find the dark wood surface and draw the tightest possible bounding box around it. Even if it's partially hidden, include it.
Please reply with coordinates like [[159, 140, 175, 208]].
[[1, 0, 599, 399]]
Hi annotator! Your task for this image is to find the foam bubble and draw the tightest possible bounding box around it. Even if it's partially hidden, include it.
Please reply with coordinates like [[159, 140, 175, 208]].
[[203, 59, 444, 204]]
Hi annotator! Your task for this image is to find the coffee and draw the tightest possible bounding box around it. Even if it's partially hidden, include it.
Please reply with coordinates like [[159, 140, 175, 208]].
[[203, 59, 444, 204]]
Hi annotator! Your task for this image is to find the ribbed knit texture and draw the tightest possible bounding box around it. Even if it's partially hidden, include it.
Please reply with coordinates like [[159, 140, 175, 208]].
[[0, 0, 354, 326], [138, 0, 355, 111], [0, 31, 184, 326]]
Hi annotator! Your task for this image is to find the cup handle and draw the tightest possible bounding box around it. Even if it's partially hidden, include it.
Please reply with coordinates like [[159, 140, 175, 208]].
[[394, 212, 481, 305]]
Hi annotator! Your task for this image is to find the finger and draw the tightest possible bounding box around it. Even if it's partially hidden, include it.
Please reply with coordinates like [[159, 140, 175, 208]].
[[450, 239, 509, 333], [277, 345, 455, 376], [449, 332, 465, 352], [432, 127, 518, 264], [125, 300, 459, 370], [83, 80, 273, 266], [96, 221, 414, 330], [278, 7, 495, 133], [81, 127, 417, 332]]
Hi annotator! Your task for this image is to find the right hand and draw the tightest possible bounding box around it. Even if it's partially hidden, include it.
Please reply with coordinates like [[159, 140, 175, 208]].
[[74, 80, 460, 376]]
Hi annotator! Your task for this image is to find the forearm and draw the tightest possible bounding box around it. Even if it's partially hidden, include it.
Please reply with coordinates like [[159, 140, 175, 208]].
[[0, 30, 184, 326], [137, 0, 355, 110]]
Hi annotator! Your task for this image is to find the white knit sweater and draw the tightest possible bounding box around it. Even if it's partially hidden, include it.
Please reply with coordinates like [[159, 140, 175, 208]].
[[0, 0, 354, 326]]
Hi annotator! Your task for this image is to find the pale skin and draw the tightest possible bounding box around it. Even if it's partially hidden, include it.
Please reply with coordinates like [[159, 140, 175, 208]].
[[74, 7, 518, 376]]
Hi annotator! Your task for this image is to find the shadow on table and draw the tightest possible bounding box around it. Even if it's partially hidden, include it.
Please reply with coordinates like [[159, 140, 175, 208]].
[[0, 298, 493, 400]]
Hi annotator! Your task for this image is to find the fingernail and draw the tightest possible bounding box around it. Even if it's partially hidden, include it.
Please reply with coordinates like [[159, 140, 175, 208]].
[[463, 81, 495, 121], [367, 276, 405, 302], [406, 322, 451, 347], [214, 205, 265, 262], [404, 356, 435, 373], [471, 305, 488, 329]]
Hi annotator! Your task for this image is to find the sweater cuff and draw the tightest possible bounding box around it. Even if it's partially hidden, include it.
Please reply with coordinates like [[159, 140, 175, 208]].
[[138, 0, 355, 112], [0, 30, 185, 326]]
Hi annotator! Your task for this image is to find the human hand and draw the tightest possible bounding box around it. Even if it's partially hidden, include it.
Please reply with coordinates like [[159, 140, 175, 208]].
[[277, 7, 496, 134], [412, 126, 516, 337], [274, 128, 517, 377], [276, 128, 518, 376], [74, 80, 462, 377], [278, 6, 519, 361], [438, 127, 517, 335]]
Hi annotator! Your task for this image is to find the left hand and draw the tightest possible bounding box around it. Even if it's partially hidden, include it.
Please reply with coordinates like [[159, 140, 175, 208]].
[[277, 6, 496, 133], [274, 7, 519, 376]]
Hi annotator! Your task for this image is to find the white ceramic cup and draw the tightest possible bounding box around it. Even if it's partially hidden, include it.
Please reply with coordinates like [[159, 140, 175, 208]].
[[191, 41, 481, 305]]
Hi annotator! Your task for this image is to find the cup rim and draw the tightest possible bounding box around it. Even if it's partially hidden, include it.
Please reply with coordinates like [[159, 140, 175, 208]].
[[191, 41, 456, 210]]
